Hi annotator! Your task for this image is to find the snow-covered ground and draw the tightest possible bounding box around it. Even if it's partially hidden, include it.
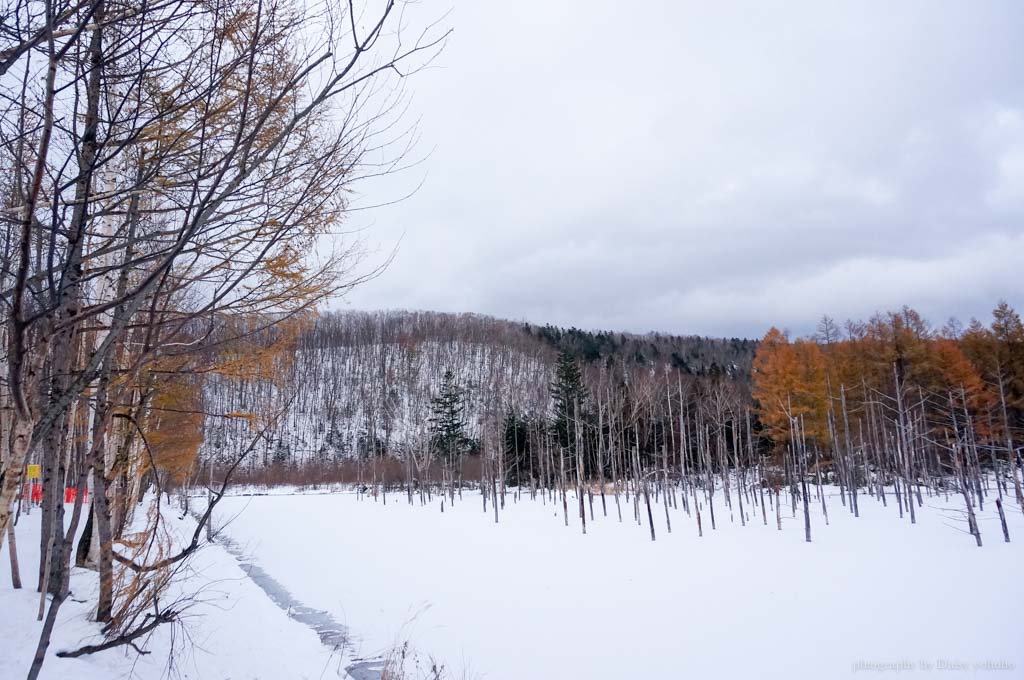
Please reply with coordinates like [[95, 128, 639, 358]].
[[0, 505, 345, 680], [211, 486, 1024, 680], [4, 487, 1021, 679]]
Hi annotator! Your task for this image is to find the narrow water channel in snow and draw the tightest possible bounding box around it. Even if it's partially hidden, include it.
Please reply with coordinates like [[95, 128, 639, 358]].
[[194, 507, 385, 680]]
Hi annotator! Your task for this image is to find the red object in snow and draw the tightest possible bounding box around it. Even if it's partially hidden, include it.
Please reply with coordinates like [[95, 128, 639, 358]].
[[22, 483, 89, 504], [63, 487, 88, 504]]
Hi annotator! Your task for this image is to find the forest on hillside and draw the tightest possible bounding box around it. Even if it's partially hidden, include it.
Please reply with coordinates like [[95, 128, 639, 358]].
[[200, 310, 757, 479], [201, 302, 1024, 549]]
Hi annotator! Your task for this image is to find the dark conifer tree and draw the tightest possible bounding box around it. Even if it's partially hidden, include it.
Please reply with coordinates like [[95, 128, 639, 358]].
[[502, 409, 532, 486], [992, 301, 1024, 428], [429, 369, 470, 463], [551, 352, 587, 453]]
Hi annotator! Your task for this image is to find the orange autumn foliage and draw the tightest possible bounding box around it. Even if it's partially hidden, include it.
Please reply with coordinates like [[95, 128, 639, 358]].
[[751, 328, 829, 446], [209, 311, 311, 386], [751, 305, 1010, 453], [146, 377, 205, 484]]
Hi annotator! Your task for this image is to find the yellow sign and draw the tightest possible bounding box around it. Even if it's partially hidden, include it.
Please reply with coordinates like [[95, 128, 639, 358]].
[[26, 464, 40, 480]]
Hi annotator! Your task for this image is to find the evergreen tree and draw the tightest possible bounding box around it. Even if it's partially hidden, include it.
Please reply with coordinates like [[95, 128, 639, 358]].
[[550, 351, 587, 453], [502, 409, 532, 486], [429, 369, 470, 463], [272, 437, 291, 466], [992, 301, 1024, 427]]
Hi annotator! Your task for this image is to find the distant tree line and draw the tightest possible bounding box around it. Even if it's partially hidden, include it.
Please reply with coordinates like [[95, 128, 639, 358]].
[[523, 321, 755, 376]]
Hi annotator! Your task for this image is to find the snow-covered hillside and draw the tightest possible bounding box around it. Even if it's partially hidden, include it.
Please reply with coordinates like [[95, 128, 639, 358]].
[[201, 310, 755, 470]]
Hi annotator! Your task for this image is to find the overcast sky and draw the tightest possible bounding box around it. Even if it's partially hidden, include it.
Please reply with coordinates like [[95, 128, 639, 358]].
[[338, 1, 1024, 339]]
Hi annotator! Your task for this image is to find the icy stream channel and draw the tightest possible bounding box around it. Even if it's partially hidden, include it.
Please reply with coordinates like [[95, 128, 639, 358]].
[[194, 508, 384, 679]]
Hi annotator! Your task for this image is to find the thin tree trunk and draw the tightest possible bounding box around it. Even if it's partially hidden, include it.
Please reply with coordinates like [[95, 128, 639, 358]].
[[7, 522, 21, 588]]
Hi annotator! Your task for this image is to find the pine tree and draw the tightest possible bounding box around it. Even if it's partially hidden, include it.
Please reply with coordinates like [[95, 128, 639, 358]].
[[991, 301, 1024, 427], [502, 409, 531, 486], [272, 438, 292, 466], [550, 351, 587, 453], [429, 369, 469, 463]]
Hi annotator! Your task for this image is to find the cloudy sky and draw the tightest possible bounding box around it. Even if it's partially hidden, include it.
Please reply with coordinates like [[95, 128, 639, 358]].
[[339, 1, 1024, 339]]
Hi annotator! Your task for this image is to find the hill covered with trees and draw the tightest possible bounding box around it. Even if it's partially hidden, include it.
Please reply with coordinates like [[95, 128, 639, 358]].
[[202, 309, 758, 481]]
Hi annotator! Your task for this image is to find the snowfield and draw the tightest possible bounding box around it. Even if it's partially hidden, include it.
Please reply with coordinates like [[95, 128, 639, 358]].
[[3, 487, 1021, 680], [0, 506, 343, 680], [209, 487, 1024, 680]]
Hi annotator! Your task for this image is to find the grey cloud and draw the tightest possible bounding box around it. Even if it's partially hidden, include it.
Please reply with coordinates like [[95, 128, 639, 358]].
[[337, 1, 1024, 338]]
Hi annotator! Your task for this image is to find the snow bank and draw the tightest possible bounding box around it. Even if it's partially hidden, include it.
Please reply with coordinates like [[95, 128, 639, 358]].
[[0, 503, 347, 679]]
